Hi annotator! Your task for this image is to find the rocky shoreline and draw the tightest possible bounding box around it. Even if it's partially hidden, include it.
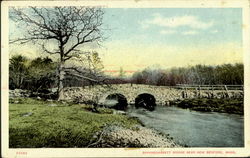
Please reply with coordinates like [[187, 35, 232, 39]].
[[87, 125, 181, 148]]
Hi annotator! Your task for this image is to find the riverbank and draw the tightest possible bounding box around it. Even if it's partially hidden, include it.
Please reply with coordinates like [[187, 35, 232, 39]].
[[173, 98, 243, 115], [9, 97, 179, 148]]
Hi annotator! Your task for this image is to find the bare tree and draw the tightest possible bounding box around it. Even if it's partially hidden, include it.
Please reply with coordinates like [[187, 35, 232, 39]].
[[10, 6, 104, 100]]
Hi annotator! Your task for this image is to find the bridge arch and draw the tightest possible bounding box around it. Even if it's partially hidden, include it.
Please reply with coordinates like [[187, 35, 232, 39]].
[[98, 88, 160, 107], [98, 90, 130, 105], [135, 93, 156, 111], [104, 93, 128, 110]]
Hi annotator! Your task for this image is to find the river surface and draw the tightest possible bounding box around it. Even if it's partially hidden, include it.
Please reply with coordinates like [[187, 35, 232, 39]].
[[127, 105, 244, 147]]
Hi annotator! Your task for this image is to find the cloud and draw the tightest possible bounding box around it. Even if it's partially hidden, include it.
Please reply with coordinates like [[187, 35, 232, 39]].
[[182, 30, 198, 35], [160, 30, 177, 35], [159, 30, 198, 35], [140, 21, 150, 29], [211, 30, 219, 33], [142, 14, 214, 30]]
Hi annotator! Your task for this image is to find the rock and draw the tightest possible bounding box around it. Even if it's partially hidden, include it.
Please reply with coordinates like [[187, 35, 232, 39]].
[[61, 101, 67, 104], [113, 110, 126, 115], [48, 104, 57, 107], [9, 89, 31, 98], [14, 100, 20, 104], [50, 88, 58, 93], [22, 112, 33, 117]]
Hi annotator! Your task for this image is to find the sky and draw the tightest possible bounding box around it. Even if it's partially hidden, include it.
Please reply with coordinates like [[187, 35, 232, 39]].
[[9, 8, 243, 76]]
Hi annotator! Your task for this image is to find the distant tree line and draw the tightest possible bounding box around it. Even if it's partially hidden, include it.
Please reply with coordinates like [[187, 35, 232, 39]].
[[130, 64, 243, 86], [9, 55, 243, 91]]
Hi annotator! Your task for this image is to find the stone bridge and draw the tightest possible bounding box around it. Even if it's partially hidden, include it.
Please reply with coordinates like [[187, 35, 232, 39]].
[[62, 84, 243, 106]]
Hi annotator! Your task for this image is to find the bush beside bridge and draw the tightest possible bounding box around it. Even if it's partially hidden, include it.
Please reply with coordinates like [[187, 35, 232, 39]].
[[175, 98, 243, 115]]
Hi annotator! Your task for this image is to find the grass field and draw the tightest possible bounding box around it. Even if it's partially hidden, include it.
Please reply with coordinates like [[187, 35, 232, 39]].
[[9, 98, 141, 148]]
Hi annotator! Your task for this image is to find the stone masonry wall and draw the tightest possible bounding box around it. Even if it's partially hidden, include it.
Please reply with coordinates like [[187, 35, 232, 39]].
[[62, 84, 244, 105]]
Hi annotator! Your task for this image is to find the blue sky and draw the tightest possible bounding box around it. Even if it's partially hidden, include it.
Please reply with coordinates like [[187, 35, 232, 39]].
[[102, 8, 242, 46], [98, 8, 243, 75], [9, 8, 243, 75]]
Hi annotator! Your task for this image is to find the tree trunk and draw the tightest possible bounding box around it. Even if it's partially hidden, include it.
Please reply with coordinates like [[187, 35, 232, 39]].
[[58, 61, 65, 101]]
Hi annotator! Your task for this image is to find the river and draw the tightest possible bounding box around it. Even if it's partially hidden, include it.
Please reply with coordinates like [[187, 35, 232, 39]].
[[127, 105, 244, 147]]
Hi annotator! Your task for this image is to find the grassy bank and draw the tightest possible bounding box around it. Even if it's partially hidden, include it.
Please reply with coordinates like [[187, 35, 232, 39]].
[[9, 98, 141, 148], [175, 98, 243, 115]]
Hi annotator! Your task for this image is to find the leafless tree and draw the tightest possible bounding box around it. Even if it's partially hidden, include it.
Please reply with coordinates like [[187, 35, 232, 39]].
[[10, 6, 104, 100]]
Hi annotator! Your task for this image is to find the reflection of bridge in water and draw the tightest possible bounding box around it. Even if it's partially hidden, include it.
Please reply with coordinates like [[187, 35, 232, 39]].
[[62, 84, 244, 108]]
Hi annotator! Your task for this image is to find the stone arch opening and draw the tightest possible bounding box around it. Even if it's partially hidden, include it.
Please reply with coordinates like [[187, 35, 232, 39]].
[[104, 93, 128, 110], [135, 93, 156, 111]]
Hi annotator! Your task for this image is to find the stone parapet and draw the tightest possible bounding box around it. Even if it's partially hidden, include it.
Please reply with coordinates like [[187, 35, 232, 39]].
[[62, 84, 244, 105]]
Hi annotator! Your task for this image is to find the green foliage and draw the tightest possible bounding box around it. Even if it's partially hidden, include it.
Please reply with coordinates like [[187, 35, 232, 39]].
[[9, 98, 140, 148], [119, 67, 126, 78], [9, 53, 106, 91], [28, 57, 55, 77], [9, 55, 57, 91], [9, 55, 29, 89], [176, 98, 243, 115], [26, 57, 57, 91], [91, 51, 104, 72]]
